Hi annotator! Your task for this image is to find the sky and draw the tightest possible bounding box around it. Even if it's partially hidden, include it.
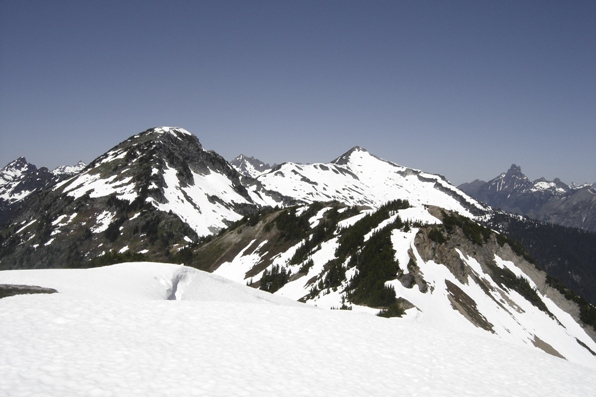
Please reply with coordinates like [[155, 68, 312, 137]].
[[0, 1, 594, 186]]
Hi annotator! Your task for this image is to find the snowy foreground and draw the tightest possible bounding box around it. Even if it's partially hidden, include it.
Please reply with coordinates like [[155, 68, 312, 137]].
[[1, 263, 594, 396]]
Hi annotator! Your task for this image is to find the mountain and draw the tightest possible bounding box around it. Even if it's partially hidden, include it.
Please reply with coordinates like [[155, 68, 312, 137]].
[[0, 127, 292, 269], [459, 164, 596, 231], [2, 263, 595, 396], [0, 128, 487, 270], [186, 200, 596, 368], [230, 154, 273, 178], [257, 146, 487, 216], [2, 126, 596, 369], [0, 157, 85, 226]]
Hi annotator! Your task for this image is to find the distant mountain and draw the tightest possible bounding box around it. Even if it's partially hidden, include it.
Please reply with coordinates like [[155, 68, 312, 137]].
[[0, 157, 85, 225], [459, 164, 596, 231], [230, 154, 273, 178], [257, 146, 487, 216]]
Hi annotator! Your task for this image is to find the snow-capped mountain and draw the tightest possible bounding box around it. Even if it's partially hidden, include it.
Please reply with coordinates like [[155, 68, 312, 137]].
[[2, 262, 594, 396], [0, 157, 85, 225], [458, 164, 596, 231], [0, 127, 294, 270], [230, 154, 273, 178], [257, 146, 487, 217], [0, 127, 489, 270], [2, 126, 596, 391]]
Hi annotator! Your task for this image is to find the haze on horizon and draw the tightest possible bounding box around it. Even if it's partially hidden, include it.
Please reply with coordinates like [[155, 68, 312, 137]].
[[0, 1, 594, 186]]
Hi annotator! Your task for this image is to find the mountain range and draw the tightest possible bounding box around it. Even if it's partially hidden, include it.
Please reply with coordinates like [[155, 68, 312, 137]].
[[0, 157, 85, 225], [1, 126, 596, 371], [459, 164, 596, 231]]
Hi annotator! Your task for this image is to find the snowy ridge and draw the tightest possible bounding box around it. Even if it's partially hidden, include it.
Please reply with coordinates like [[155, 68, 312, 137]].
[[1, 262, 594, 396], [210, 202, 596, 369], [51, 161, 86, 176], [257, 146, 486, 217]]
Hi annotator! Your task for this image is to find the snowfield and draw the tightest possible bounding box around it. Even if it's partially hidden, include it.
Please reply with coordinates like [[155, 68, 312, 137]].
[[1, 263, 595, 396]]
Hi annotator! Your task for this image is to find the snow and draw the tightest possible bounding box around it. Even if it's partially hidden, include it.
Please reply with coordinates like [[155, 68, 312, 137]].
[[91, 211, 115, 233], [154, 166, 250, 236], [52, 161, 86, 176], [16, 219, 36, 234], [214, 239, 269, 281], [398, 206, 441, 225], [0, 262, 594, 396], [63, 171, 137, 202], [153, 126, 192, 137], [531, 181, 566, 194]]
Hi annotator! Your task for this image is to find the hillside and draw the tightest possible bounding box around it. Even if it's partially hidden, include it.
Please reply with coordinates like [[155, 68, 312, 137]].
[[0, 127, 292, 269], [185, 201, 596, 367]]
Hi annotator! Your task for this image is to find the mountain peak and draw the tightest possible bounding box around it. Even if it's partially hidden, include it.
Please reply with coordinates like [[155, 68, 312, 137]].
[[3, 156, 32, 170], [331, 146, 369, 165], [506, 164, 523, 177], [151, 126, 192, 137], [230, 155, 272, 178], [1, 157, 37, 183]]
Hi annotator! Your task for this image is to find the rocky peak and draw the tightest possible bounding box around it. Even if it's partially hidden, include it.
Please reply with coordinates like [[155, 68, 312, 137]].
[[1, 157, 37, 182], [331, 146, 370, 165], [230, 155, 272, 178], [488, 164, 531, 193]]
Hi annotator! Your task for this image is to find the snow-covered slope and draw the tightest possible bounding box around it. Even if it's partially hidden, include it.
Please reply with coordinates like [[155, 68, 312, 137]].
[[205, 202, 596, 369], [58, 126, 284, 236], [1, 262, 594, 396], [258, 146, 487, 217]]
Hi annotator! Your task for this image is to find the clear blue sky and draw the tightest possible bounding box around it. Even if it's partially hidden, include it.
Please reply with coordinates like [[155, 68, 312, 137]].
[[1, 0, 594, 185]]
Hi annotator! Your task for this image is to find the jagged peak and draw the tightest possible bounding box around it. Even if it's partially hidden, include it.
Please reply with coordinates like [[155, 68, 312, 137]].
[[1, 157, 37, 180], [3, 157, 30, 169], [504, 164, 526, 178]]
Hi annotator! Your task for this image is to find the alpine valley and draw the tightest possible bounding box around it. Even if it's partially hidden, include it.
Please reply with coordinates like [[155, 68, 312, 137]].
[[2, 127, 596, 385]]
